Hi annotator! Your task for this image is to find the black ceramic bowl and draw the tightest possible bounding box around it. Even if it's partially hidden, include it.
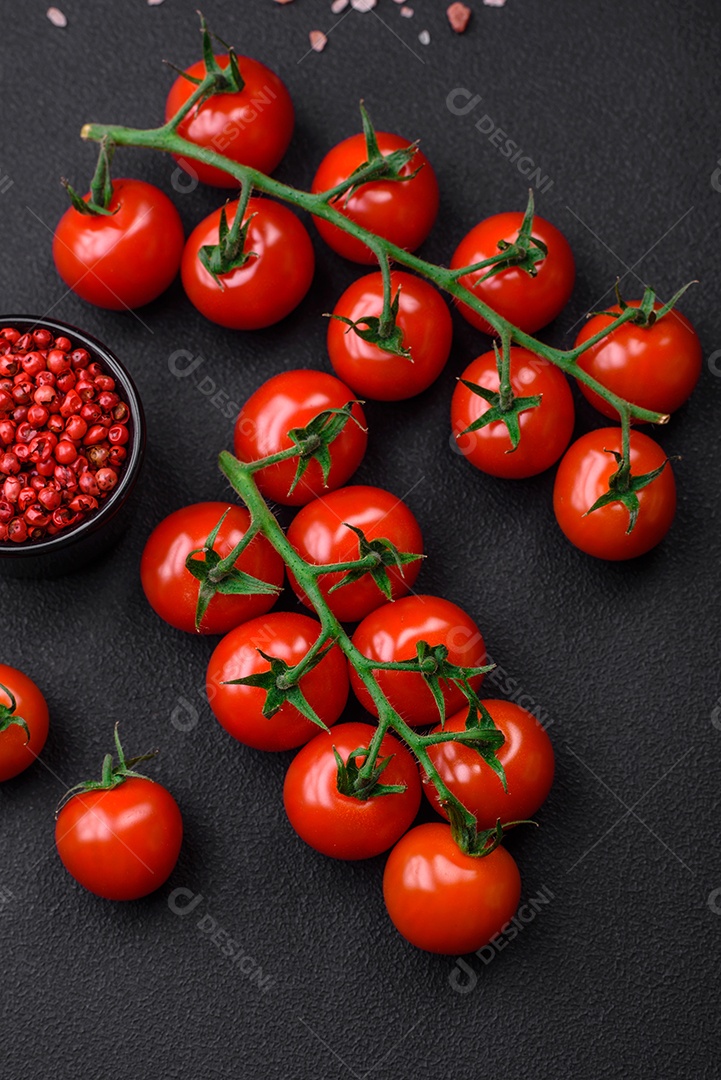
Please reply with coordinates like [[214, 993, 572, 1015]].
[[0, 316, 145, 578]]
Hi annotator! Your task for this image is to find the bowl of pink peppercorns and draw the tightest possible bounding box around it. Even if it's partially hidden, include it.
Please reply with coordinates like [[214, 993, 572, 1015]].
[[0, 316, 145, 577]]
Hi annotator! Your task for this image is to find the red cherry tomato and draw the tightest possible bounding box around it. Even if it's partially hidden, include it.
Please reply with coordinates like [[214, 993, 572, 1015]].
[[574, 302, 702, 420], [165, 54, 294, 187], [350, 595, 486, 727], [283, 721, 421, 859], [53, 179, 184, 310], [383, 823, 521, 954], [0, 665, 49, 782], [450, 212, 575, 335], [206, 612, 349, 752], [233, 369, 368, 506], [553, 427, 676, 560], [181, 197, 314, 329], [327, 271, 453, 400], [55, 777, 183, 901], [311, 132, 439, 263], [451, 348, 575, 478], [286, 485, 424, 623], [423, 701, 555, 829], [140, 502, 284, 635]]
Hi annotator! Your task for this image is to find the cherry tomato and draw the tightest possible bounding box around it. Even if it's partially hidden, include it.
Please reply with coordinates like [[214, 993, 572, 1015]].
[[140, 502, 284, 635], [383, 823, 521, 953], [181, 197, 314, 329], [0, 665, 49, 782], [423, 701, 555, 829], [233, 369, 368, 506], [553, 427, 676, 560], [165, 54, 294, 188], [350, 595, 486, 727], [450, 348, 575, 478], [53, 179, 184, 310], [311, 133, 439, 263], [450, 212, 575, 335], [574, 302, 702, 420], [286, 485, 424, 623], [327, 271, 453, 400], [283, 721, 421, 859], [55, 777, 183, 901], [207, 612, 349, 752]]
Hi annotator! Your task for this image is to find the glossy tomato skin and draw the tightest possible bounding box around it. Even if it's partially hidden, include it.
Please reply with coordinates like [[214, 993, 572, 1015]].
[[55, 778, 183, 901], [327, 271, 453, 400], [165, 55, 294, 187], [451, 212, 575, 335], [383, 823, 521, 954], [553, 428, 676, 560], [233, 369, 368, 506], [424, 701, 555, 829], [311, 133, 439, 263], [574, 302, 702, 420], [53, 179, 184, 310], [140, 502, 284, 635], [286, 485, 424, 622], [0, 666, 49, 782], [350, 595, 486, 727], [283, 722, 421, 860], [207, 612, 349, 751], [451, 348, 575, 478], [181, 197, 314, 329]]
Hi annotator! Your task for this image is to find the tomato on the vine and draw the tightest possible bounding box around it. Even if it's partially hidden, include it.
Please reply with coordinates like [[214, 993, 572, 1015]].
[[327, 271, 453, 400], [181, 197, 314, 329], [206, 612, 349, 751], [424, 701, 555, 829], [53, 179, 184, 310], [0, 666, 49, 782], [165, 54, 294, 188], [283, 722, 421, 860], [553, 428, 676, 560], [450, 212, 575, 335], [233, 370, 368, 506], [383, 823, 521, 954], [286, 485, 424, 623], [311, 133, 439, 263], [574, 301, 702, 420], [450, 348, 575, 478], [140, 502, 284, 635], [350, 595, 486, 727]]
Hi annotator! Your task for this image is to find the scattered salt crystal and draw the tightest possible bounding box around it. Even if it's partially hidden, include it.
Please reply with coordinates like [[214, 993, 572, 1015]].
[[147, 0, 165, 6], [483, 0, 507, 6], [393, 0, 405, 4], [309, 30, 328, 51], [46, 6, 67, 26], [331, 0, 349, 11], [418, 29, 430, 45], [447, 2, 471, 32], [273, 0, 295, 5], [400, 6, 414, 17], [351, 0, 377, 11]]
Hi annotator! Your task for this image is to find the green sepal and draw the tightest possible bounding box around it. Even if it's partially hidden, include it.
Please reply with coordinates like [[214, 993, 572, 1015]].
[[224, 650, 330, 730], [61, 136, 117, 217], [198, 202, 257, 286], [328, 287, 411, 360], [457, 190, 547, 283], [459, 379, 542, 452], [0, 682, 30, 743], [55, 724, 158, 816], [414, 640, 495, 726], [333, 746, 406, 800], [287, 403, 366, 496], [584, 449, 670, 535], [445, 805, 537, 858], [328, 523, 423, 601], [335, 103, 422, 205]]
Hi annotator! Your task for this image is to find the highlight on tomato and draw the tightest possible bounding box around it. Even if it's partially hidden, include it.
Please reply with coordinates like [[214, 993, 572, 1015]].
[[0, 666, 49, 782]]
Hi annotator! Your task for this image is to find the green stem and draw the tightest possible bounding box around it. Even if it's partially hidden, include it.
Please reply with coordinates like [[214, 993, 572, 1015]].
[[498, 328, 513, 412], [377, 252, 394, 338]]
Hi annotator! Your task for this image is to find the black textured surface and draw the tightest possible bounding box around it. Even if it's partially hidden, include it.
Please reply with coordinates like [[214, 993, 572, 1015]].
[[1, 2, 720, 1078]]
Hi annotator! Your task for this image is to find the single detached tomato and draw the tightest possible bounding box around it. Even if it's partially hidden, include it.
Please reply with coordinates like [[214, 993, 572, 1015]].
[[553, 427, 676, 559], [53, 179, 184, 310], [207, 612, 349, 751], [450, 212, 575, 335], [181, 197, 314, 329], [56, 777, 183, 901], [311, 132, 439, 263], [424, 701, 555, 829], [140, 502, 284, 635], [165, 54, 294, 187], [450, 348, 575, 478], [233, 369, 368, 506], [350, 595, 486, 727], [0, 666, 49, 782], [574, 302, 702, 420], [283, 721, 421, 860], [383, 823, 521, 953], [327, 271, 453, 400], [286, 485, 424, 623]]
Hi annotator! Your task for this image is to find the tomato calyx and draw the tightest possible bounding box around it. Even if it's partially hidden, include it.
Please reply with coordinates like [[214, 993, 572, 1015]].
[[287, 403, 367, 496], [185, 508, 282, 631], [452, 190, 548, 284], [595, 280, 696, 330], [328, 285, 412, 360], [0, 682, 30, 743], [61, 136, 118, 217], [166, 14, 245, 107], [447, 808, 536, 858], [458, 341, 542, 453], [224, 644, 334, 731], [323, 103, 422, 206], [333, 745, 406, 800], [198, 194, 258, 286], [326, 523, 423, 601], [585, 447, 670, 534], [55, 725, 158, 815], [409, 641, 494, 724]]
